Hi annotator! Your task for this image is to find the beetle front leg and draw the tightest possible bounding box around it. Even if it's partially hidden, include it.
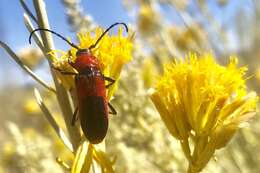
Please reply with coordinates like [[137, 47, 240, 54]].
[[51, 65, 78, 75], [103, 76, 115, 88]]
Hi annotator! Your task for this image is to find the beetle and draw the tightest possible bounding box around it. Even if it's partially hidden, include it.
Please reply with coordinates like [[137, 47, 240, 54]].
[[29, 22, 128, 144]]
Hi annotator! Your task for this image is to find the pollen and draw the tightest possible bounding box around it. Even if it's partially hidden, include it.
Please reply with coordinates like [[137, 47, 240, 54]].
[[150, 53, 258, 173]]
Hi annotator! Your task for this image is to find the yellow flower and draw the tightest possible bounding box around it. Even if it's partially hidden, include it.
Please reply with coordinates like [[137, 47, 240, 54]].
[[18, 47, 44, 69], [24, 98, 41, 115], [50, 27, 133, 99], [141, 58, 159, 88], [71, 142, 116, 173], [137, 3, 160, 36], [49, 27, 132, 173], [150, 53, 258, 173], [48, 49, 77, 90]]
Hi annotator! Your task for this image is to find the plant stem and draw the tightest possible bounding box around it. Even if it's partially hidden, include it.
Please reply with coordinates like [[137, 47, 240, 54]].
[[33, 0, 81, 151]]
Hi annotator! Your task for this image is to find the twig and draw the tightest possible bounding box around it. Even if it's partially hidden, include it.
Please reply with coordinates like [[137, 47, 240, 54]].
[[0, 41, 56, 93]]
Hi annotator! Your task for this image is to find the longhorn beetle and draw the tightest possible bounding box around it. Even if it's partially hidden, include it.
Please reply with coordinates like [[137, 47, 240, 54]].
[[29, 23, 128, 144]]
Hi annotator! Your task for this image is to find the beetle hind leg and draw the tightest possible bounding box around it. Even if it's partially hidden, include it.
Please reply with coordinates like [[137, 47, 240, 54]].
[[108, 102, 117, 115]]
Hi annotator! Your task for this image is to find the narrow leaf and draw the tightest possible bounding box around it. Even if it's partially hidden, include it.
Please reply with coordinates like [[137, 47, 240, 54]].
[[0, 41, 56, 93], [20, 0, 38, 23], [34, 88, 73, 152], [24, 13, 45, 52], [71, 142, 93, 173]]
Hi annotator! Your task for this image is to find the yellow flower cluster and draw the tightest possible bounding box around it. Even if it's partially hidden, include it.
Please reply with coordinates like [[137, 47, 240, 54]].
[[48, 27, 133, 172], [150, 53, 258, 173], [138, 3, 160, 35], [50, 27, 133, 99], [71, 142, 116, 173]]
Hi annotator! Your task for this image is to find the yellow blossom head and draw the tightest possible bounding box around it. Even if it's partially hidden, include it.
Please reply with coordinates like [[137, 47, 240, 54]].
[[138, 2, 160, 36], [150, 53, 258, 172], [18, 47, 43, 69], [24, 98, 41, 115], [50, 26, 133, 99], [71, 142, 116, 173]]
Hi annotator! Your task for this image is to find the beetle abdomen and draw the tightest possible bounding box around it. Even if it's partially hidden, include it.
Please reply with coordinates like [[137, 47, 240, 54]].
[[80, 96, 108, 144]]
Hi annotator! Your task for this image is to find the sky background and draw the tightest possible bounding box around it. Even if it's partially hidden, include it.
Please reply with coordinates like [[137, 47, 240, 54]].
[[0, 0, 130, 49], [0, 0, 130, 87], [0, 0, 254, 88]]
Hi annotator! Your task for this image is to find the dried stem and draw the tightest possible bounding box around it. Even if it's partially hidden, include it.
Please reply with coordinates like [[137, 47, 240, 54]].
[[180, 138, 192, 162], [33, 0, 81, 151]]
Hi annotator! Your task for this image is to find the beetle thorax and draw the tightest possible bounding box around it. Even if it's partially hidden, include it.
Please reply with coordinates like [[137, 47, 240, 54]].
[[72, 50, 100, 71]]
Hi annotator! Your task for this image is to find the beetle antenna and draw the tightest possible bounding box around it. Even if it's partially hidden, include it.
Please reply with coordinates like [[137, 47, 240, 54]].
[[89, 22, 128, 50], [29, 28, 80, 50]]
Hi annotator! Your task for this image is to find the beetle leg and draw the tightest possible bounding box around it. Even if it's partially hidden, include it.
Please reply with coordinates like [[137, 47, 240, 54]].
[[51, 65, 78, 75], [103, 76, 115, 88], [71, 107, 79, 126], [59, 71, 78, 75], [108, 102, 117, 115]]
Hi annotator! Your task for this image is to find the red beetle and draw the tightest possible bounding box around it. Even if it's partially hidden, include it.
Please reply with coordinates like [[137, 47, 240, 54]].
[[29, 23, 128, 144]]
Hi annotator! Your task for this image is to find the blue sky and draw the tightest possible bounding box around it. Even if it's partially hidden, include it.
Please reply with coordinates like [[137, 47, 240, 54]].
[[0, 0, 252, 51], [0, 0, 254, 88], [0, 0, 130, 87], [0, 0, 130, 50]]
